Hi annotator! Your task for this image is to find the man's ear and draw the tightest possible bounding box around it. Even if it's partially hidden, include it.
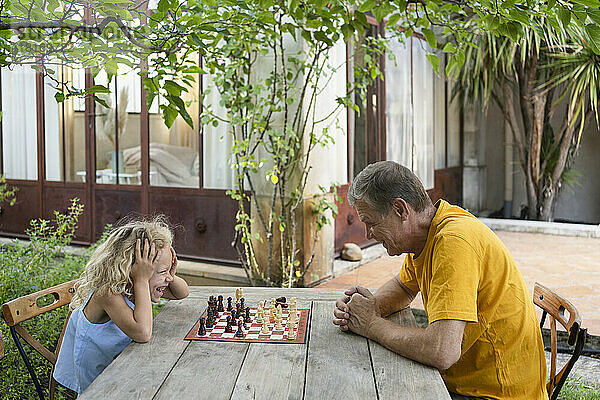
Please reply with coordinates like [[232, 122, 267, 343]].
[[391, 198, 410, 220]]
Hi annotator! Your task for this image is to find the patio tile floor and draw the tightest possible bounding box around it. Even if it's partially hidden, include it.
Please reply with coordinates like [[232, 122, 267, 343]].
[[317, 231, 600, 336]]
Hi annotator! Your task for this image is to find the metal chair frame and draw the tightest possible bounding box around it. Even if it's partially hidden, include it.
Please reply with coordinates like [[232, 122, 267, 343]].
[[1, 279, 78, 400], [534, 282, 587, 400]]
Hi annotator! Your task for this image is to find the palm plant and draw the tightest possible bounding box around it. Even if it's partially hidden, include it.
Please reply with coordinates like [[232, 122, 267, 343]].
[[453, 18, 600, 221]]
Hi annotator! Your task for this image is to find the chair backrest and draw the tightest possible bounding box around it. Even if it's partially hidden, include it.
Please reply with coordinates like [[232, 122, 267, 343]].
[[533, 282, 587, 400], [1, 279, 78, 400]]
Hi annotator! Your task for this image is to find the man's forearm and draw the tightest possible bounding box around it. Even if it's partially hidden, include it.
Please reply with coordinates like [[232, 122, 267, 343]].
[[374, 275, 416, 317], [367, 317, 461, 371]]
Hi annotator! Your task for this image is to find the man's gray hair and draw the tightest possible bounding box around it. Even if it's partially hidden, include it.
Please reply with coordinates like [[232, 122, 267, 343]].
[[348, 161, 432, 216]]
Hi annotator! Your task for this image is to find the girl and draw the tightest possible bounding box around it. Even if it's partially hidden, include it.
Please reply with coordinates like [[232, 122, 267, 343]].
[[53, 217, 189, 394]]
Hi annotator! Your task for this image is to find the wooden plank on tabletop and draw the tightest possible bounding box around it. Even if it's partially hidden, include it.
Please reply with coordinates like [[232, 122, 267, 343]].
[[230, 341, 306, 400], [154, 340, 249, 400], [369, 309, 451, 400], [78, 297, 200, 399], [304, 301, 377, 400]]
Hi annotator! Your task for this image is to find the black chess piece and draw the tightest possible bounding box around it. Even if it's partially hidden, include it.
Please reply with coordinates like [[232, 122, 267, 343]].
[[240, 298, 245, 309], [276, 296, 286, 303], [225, 316, 233, 333], [235, 319, 244, 337], [244, 307, 251, 324], [227, 297, 233, 312], [217, 295, 224, 312], [198, 317, 207, 336], [206, 312, 214, 329]]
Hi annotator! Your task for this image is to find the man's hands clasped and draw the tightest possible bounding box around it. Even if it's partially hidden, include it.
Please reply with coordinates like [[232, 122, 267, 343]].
[[333, 285, 382, 339]]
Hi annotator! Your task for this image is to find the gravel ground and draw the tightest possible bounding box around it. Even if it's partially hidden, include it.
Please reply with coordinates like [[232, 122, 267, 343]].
[[547, 352, 600, 386]]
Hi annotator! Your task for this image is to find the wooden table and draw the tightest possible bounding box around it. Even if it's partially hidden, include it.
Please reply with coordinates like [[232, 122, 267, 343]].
[[79, 287, 451, 399]]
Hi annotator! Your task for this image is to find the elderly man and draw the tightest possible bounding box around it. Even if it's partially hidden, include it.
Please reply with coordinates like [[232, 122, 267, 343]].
[[333, 161, 547, 400]]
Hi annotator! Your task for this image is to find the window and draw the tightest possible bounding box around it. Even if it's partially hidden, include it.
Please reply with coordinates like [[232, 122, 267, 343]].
[[1, 65, 38, 180], [386, 37, 450, 189], [148, 55, 201, 188], [348, 23, 385, 179], [94, 66, 142, 185], [44, 64, 86, 182]]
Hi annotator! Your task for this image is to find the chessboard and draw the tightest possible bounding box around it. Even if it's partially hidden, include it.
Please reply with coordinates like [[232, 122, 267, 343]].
[[185, 305, 311, 344]]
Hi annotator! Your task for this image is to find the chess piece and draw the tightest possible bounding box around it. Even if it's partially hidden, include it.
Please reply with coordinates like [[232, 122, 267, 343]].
[[235, 318, 244, 337], [217, 295, 224, 312], [198, 317, 207, 336], [225, 316, 233, 333], [287, 317, 296, 340], [227, 297, 233, 312], [206, 310, 215, 328], [275, 307, 283, 331], [245, 307, 251, 324], [256, 309, 263, 324], [261, 317, 269, 334], [276, 296, 286, 303], [277, 304, 283, 320], [270, 300, 276, 322], [240, 298, 245, 310]]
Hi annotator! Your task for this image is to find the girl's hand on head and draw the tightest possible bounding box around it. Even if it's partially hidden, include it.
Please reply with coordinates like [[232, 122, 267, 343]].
[[169, 247, 178, 278], [131, 238, 159, 283]]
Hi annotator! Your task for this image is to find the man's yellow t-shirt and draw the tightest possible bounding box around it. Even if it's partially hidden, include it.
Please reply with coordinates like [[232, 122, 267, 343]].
[[399, 200, 547, 399]]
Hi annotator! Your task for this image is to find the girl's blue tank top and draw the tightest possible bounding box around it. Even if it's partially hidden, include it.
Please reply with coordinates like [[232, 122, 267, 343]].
[[53, 289, 135, 394]]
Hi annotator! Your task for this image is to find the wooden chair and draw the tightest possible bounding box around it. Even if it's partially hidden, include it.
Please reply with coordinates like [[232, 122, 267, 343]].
[[1, 279, 78, 400], [533, 282, 587, 400]]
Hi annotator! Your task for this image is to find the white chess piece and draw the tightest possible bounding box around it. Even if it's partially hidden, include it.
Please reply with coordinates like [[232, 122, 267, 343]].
[[256, 309, 263, 324], [261, 317, 269, 334], [275, 314, 283, 331], [287, 318, 296, 340]]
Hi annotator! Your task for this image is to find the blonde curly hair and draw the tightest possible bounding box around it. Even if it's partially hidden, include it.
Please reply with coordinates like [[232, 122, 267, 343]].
[[70, 217, 173, 310]]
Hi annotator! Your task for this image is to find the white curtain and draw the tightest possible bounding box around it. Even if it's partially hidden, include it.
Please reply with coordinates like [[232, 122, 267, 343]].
[[44, 74, 62, 181], [1, 65, 38, 180], [411, 40, 435, 189], [434, 56, 446, 170], [385, 39, 413, 170], [202, 74, 235, 190]]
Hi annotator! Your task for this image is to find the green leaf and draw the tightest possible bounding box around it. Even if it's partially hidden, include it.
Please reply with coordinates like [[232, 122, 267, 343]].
[[572, 0, 600, 6], [426, 53, 440, 75], [387, 13, 401, 27], [442, 42, 457, 53], [509, 8, 529, 25], [87, 85, 110, 94], [54, 92, 65, 103], [558, 6, 571, 27], [587, 8, 600, 25], [164, 80, 184, 97], [341, 23, 353, 42], [162, 105, 178, 128], [423, 28, 437, 49], [585, 23, 600, 54], [358, 0, 377, 12]]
